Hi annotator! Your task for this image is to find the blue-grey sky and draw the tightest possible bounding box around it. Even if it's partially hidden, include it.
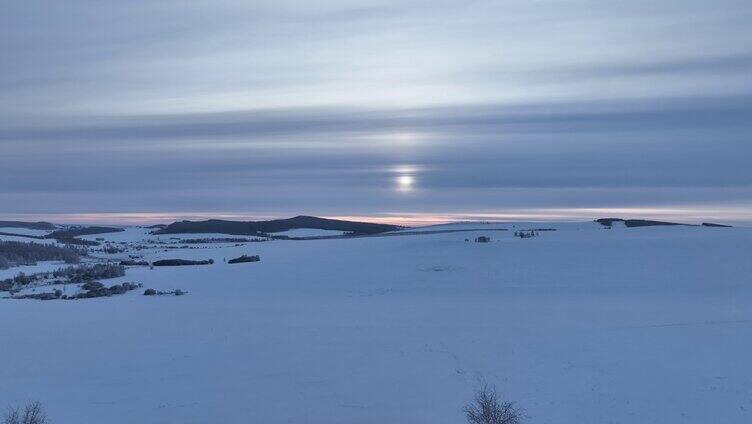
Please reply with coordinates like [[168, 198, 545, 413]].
[[2, 0, 751, 224]]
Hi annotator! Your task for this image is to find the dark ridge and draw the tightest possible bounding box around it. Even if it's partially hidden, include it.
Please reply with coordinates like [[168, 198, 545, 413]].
[[595, 218, 691, 228], [595, 218, 625, 226], [702, 222, 733, 228], [145, 224, 167, 229], [47, 226, 125, 239], [0, 231, 46, 240], [152, 259, 214, 266], [155, 215, 402, 236], [623, 219, 689, 228], [0, 221, 56, 230]]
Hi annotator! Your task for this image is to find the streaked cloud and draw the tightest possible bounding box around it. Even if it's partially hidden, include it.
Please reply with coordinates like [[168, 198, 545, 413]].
[[1, 0, 751, 223]]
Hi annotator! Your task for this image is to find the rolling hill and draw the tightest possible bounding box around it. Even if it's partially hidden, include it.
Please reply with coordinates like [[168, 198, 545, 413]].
[[154, 215, 402, 236]]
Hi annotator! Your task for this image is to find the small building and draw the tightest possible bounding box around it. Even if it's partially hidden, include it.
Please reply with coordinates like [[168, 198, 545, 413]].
[[475, 236, 491, 243]]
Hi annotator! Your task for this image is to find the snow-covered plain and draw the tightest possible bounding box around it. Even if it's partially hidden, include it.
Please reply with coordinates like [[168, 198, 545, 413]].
[[2, 222, 751, 424], [0, 261, 69, 280]]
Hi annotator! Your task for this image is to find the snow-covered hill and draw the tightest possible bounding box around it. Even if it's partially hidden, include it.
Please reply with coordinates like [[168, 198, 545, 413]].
[[269, 228, 347, 237]]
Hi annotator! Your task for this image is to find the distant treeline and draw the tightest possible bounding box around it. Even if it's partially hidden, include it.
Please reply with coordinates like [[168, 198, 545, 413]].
[[596, 218, 687, 227], [0, 241, 82, 270], [596, 218, 732, 228], [152, 259, 214, 266], [47, 226, 125, 239], [57, 237, 101, 247], [156, 215, 401, 236], [182, 237, 260, 244], [0, 221, 55, 230]]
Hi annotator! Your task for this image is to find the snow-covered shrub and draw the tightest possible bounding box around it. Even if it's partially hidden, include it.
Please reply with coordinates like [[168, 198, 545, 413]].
[[3, 401, 47, 424], [464, 384, 524, 424]]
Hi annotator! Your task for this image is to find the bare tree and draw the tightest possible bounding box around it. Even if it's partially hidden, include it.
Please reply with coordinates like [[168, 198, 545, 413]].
[[4, 402, 47, 424], [464, 384, 524, 424]]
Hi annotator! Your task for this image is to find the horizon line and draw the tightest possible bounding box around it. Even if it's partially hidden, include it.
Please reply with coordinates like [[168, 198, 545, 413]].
[[1, 206, 750, 227]]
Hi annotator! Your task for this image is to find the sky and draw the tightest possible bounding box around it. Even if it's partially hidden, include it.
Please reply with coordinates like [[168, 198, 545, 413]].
[[1, 0, 751, 225]]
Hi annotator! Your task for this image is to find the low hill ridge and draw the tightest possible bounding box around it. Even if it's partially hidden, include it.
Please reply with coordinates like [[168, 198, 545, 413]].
[[0, 221, 56, 230], [155, 215, 402, 236]]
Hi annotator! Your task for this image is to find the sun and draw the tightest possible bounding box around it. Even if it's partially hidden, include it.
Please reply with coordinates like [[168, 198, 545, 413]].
[[396, 174, 414, 192]]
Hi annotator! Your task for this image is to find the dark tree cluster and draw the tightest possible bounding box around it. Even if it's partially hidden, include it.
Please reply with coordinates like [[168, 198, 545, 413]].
[[0, 241, 82, 270], [143, 288, 186, 296], [152, 259, 213, 266], [52, 263, 125, 282], [227, 254, 260, 264], [54, 237, 100, 247], [7, 282, 143, 301]]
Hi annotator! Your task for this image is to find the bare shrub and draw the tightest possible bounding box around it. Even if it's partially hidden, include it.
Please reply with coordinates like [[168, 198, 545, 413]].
[[4, 401, 47, 424], [464, 384, 524, 424]]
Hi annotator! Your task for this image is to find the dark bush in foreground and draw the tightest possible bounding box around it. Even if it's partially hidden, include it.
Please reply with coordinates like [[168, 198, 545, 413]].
[[228, 255, 260, 264], [152, 259, 213, 266], [144, 288, 157, 295], [464, 384, 524, 424], [3, 401, 47, 424], [0, 240, 82, 270]]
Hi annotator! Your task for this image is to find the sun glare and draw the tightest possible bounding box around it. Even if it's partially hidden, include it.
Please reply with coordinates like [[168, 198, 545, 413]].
[[396, 174, 414, 192]]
